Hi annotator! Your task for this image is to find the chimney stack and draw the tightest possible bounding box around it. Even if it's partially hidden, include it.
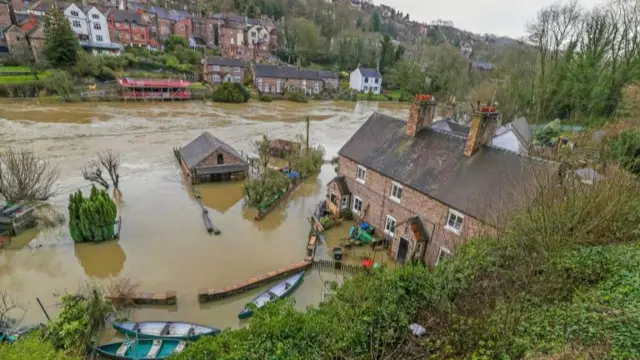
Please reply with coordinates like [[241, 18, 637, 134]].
[[406, 94, 436, 137], [464, 106, 499, 157]]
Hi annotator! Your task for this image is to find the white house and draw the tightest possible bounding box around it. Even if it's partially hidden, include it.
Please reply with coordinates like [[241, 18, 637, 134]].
[[63, 4, 90, 41], [349, 67, 383, 94], [247, 25, 269, 49], [81, 6, 121, 55]]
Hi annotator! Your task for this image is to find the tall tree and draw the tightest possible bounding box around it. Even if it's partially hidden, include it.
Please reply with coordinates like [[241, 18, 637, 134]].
[[43, 6, 79, 68], [371, 11, 382, 32]]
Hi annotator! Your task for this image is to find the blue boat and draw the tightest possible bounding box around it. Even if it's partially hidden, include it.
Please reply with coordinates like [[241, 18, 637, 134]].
[[95, 339, 187, 360], [113, 321, 219, 341], [238, 272, 304, 319]]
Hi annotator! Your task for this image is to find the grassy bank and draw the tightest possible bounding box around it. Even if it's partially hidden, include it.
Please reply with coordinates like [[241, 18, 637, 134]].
[[0, 71, 52, 84], [172, 167, 640, 360], [356, 89, 403, 101]]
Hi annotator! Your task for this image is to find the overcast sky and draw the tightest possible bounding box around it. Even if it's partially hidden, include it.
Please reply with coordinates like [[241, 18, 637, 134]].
[[377, 0, 605, 38]]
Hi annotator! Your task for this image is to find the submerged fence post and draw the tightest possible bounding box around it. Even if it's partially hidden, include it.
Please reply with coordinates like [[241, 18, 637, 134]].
[[36, 297, 50, 321]]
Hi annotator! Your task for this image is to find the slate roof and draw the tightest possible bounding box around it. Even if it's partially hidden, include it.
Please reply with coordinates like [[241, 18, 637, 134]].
[[180, 132, 247, 169], [358, 68, 382, 78], [254, 64, 323, 80], [109, 9, 145, 24], [330, 176, 351, 195], [338, 113, 560, 225], [15, 13, 45, 24], [318, 70, 338, 79], [205, 56, 247, 68]]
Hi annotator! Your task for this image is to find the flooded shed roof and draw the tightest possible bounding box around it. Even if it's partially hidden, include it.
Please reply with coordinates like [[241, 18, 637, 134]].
[[180, 132, 246, 169]]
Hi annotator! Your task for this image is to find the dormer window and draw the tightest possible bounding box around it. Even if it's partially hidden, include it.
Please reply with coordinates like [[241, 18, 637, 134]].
[[71, 10, 79, 17]]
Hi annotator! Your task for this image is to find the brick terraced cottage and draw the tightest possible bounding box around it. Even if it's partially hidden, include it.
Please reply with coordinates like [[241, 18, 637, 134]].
[[203, 56, 247, 84], [253, 64, 324, 95], [327, 97, 560, 265], [178, 132, 248, 184]]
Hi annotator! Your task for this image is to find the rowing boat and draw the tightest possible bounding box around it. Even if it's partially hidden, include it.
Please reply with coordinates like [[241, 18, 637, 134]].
[[113, 321, 219, 341], [95, 339, 187, 360], [238, 271, 304, 319]]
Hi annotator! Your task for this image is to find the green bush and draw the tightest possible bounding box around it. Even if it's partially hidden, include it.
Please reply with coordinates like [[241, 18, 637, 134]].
[[339, 208, 353, 220], [0, 81, 47, 97], [607, 129, 640, 175], [44, 70, 76, 101], [244, 169, 289, 208], [320, 215, 335, 229], [68, 186, 117, 243], [284, 89, 308, 103], [211, 82, 250, 103], [259, 94, 273, 102], [0, 332, 79, 360]]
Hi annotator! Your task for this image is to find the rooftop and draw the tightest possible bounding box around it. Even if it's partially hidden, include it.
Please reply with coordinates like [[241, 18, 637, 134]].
[[357, 68, 382, 78], [180, 132, 247, 169], [253, 64, 323, 80], [338, 112, 559, 225], [205, 56, 247, 68]]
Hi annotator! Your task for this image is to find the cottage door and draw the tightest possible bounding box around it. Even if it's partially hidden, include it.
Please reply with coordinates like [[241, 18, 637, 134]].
[[397, 237, 409, 264]]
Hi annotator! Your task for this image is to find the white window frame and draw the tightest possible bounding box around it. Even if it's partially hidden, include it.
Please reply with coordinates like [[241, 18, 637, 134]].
[[212, 65, 220, 71], [364, 86, 368, 91], [384, 215, 396, 236], [258, 78, 263, 83], [352, 196, 363, 215], [445, 209, 464, 234], [340, 196, 349, 209], [233, 76, 241, 82], [436, 247, 452, 265], [92, 14, 99, 19], [71, 10, 79, 16], [390, 182, 402, 203], [233, 67, 240, 72], [96, 35, 103, 42], [212, 75, 220, 82], [93, 23, 101, 30], [356, 165, 366, 184], [72, 20, 81, 28]]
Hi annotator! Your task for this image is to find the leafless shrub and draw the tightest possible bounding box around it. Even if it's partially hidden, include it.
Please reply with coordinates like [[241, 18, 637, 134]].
[[104, 277, 139, 308], [0, 290, 28, 334], [0, 147, 59, 203], [81, 150, 121, 191], [33, 205, 66, 229]]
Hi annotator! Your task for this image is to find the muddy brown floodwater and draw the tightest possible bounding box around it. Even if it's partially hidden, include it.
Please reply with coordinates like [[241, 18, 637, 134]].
[[0, 100, 408, 335]]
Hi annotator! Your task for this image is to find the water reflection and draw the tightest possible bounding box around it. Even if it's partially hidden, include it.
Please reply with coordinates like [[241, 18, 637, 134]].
[[74, 241, 126, 278], [197, 182, 245, 214]]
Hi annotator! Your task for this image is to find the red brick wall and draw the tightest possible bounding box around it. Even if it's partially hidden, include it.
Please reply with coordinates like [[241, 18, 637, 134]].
[[173, 18, 192, 39], [338, 156, 493, 265], [157, 18, 172, 39]]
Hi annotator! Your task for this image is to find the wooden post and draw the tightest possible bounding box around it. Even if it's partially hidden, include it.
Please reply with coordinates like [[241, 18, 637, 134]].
[[36, 297, 50, 321], [305, 116, 310, 154]]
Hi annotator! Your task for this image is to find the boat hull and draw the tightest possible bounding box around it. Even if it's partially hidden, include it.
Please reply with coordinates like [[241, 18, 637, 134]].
[[95, 339, 186, 360], [238, 272, 305, 319], [113, 321, 219, 341]]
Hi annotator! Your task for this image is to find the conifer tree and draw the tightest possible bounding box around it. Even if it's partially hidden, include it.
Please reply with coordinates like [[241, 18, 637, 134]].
[[43, 6, 79, 68]]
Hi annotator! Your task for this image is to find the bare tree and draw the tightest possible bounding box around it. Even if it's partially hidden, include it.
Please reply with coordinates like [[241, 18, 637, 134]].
[[0, 290, 28, 334], [82, 160, 110, 190], [97, 150, 120, 190], [0, 148, 59, 203], [81, 150, 121, 190]]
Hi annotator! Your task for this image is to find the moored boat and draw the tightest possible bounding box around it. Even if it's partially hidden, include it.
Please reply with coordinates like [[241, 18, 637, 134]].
[[113, 321, 219, 341], [238, 271, 304, 319], [95, 339, 187, 360]]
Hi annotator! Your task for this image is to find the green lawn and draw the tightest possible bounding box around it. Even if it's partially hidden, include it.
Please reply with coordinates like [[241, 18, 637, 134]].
[[0, 65, 31, 73], [356, 90, 403, 101], [189, 82, 208, 89], [0, 71, 52, 84]]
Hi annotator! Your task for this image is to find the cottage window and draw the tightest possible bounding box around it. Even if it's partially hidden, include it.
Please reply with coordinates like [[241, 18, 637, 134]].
[[436, 247, 452, 265], [71, 10, 79, 16], [363, 86, 368, 91], [390, 182, 402, 202], [341, 196, 349, 209], [258, 77, 263, 83], [314, 87, 319, 94], [94, 23, 101, 30], [217, 153, 224, 164], [233, 76, 241, 82], [364, 77, 369, 83], [330, 194, 338, 205], [180, 24, 185, 31], [384, 215, 396, 236], [92, 14, 99, 19], [445, 209, 464, 234], [233, 67, 240, 72], [212, 65, 220, 71], [352, 196, 363, 214], [375, 78, 379, 84], [264, 84, 270, 92], [212, 75, 220, 82], [72, 20, 81, 28], [96, 35, 103, 42], [373, 87, 378, 92], [356, 165, 366, 184]]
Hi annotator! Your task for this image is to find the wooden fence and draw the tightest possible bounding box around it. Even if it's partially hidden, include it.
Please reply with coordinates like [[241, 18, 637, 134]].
[[311, 259, 366, 274]]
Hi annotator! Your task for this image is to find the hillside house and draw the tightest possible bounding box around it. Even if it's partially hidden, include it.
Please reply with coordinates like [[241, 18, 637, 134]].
[[349, 67, 382, 94], [4, 13, 44, 61], [203, 56, 247, 84], [318, 70, 339, 90], [253, 64, 324, 95], [178, 132, 248, 184], [327, 98, 559, 265], [106, 9, 148, 46]]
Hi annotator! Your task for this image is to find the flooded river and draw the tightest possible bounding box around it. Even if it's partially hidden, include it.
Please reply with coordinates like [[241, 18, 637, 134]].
[[0, 100, 408, 333]]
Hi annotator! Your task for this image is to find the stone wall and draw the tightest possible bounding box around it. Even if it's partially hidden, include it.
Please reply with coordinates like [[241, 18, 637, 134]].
[[338, 156, 492, 265]]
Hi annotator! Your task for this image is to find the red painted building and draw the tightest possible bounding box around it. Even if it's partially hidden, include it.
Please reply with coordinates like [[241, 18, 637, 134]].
[[117, 78, 191, 100], [173, 16, 192, 40], [106, 9, 149, 46]]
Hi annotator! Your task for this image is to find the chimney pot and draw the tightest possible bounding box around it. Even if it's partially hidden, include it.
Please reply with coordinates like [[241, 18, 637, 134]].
[[405, 94, 436, 137], [464, 109, 500, 157]]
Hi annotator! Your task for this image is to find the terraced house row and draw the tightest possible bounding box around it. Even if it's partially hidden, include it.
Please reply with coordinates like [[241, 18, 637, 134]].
[[1, 0, 277, 60]]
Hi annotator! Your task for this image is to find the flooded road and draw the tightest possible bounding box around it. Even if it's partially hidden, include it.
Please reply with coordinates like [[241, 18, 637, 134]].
[[0, 100, 408, 331]]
